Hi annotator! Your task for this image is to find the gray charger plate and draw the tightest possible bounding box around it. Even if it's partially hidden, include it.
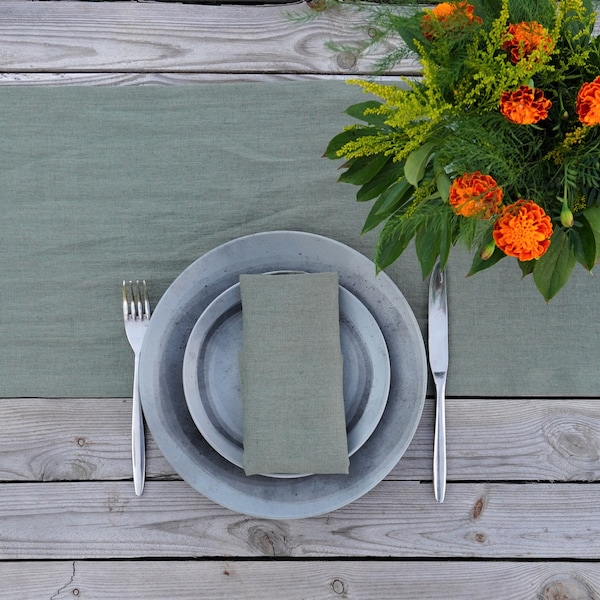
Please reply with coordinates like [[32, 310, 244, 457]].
[[139, 231, 427, 519], [182, 279, 391, 477]]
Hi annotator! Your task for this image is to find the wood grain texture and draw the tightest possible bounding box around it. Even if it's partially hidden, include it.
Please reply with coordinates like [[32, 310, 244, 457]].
[[0, 0, 596, 81], [0, 1, 419, 76], [1, 1, 599, 591], [0, 480, 599, 559], [3, 560, 600, 600], [0, 398, 174, 482], [2, 398, 599, 483], [0, 72, 399, 85]]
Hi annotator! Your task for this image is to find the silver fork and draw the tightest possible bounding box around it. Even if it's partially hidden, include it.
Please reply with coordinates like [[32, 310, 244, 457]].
[[122, 280, 151, 496]]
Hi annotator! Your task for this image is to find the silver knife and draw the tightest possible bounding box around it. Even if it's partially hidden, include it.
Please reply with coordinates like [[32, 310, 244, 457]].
[[428, 260, 448, 503]]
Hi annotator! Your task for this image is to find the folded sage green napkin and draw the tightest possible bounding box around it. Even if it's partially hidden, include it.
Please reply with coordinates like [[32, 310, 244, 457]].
[[239, 272, 349, 476]]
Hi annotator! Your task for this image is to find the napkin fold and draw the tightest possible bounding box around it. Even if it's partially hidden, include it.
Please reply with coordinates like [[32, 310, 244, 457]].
[[239, 272, 349, 476]]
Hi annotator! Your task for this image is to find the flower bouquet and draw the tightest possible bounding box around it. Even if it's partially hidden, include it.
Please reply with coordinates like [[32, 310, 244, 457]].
[[324, 0, 600, 300]]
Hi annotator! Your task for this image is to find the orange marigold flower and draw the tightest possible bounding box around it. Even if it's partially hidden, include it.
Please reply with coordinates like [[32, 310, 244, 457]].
[[493, 200, 553, 261], [500, 86, 552, 125], [576, 76, 600, 126], [501, 21, 553, 64], [448, 171, 503, 219], [421, 2, 482, 40]]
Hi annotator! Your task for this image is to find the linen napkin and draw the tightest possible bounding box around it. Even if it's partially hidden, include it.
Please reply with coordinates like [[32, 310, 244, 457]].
[[239, 272, 349, 475]]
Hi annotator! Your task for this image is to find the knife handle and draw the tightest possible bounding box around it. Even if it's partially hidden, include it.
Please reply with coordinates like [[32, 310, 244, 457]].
[[433, 375, 446, 503]]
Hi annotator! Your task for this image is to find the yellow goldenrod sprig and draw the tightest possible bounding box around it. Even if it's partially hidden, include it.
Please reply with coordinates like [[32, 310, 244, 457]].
[[544, 125, 590, 164]]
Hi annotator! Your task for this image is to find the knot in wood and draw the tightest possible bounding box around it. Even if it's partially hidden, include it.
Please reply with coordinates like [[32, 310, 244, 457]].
[[471, 496, 485, 520], [69, 458, 98, 480], [331, 579, 345, 594], [337, 52, 357, 71], [539, 574, 594, 600], [248, 524, 290, 556], [472, 531, 487, 544], [545, 420, 599, 464]]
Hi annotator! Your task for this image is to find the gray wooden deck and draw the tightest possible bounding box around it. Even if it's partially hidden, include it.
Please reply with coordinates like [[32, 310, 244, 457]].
[[1, 2, 600, 598]]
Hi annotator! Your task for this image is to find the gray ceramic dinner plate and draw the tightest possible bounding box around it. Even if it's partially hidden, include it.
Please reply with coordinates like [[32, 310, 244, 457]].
[[139, 231, 427, 519], [182, 279, 391, 476]]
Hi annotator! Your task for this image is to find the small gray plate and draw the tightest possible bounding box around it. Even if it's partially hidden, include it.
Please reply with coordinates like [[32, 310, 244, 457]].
[[182, 280, 391, 477], [139, 231, 427, 519]]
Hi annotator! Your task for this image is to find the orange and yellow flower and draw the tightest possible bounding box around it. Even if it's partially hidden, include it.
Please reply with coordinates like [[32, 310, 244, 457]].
[[448, 171, 503, 219], [421, 2, 482, 40], [493, 200, 553, 261], [576, 76, 600, 126], [500, 86, 552, 125], [501, 21, 553, 64]]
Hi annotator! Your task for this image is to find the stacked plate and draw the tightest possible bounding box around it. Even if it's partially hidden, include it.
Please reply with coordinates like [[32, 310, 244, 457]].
[[182, 271, 391, 478], [138, 231, 427, 519]]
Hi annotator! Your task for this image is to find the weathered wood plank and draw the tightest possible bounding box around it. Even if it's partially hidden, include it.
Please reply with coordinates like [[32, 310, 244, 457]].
[[0, 1, 418, 75], [0, 72, 397, 85], [0, 480, 598, 559], [0, 398, 174, 482], [2, 398, 599, 483], [3, 560, 600, 600], [4, 1, 594, 80]]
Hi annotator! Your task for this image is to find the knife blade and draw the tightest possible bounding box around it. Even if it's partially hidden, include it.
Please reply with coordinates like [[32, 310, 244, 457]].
[[428, 260, 448, 503]]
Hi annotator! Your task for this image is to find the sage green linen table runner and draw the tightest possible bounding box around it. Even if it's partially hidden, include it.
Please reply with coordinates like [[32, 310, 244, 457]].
[[1, 82, 599, 399]]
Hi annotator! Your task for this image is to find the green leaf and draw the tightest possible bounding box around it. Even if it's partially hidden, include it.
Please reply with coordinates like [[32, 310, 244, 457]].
[[467, 245, 506, 276], [414, 207, 456, 277], [436, 172, 452, 203], [518, 259, 535, 277], [374, 178, 413, 215], [345, 101, 388, 126], [374, 217, 415, 271], [393, 16, 427, 54], [583, 205, 600, 260], [361, 179, 414, 234], [415, 224, 441, 279], [532, 229, 577, 301], [362, 207, 389, 235], [323, 127, 379, 160], [438, 217, 453, 269], [404, 142, 435, 187], [356, 160, 405, 202], [569, 215, 596, 270], [466, 225, 502, 276], [338, 153, 389, 186], [582, 205, 600, 231]]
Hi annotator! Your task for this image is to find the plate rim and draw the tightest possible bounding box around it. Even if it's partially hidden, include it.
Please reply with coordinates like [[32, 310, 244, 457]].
[[139, 230, 427, 519]]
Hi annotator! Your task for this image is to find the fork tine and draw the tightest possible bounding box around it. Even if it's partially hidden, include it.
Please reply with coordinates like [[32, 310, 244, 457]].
[[142, 280, 151, 320], [122, 280, 129, 319], [127, 281, 134, 319], [134, 280, 143, 320], [127, 280, 136, 319]]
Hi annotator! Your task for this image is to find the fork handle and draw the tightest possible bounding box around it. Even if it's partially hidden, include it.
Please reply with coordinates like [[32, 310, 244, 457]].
[[132, 353, 146, 496]]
